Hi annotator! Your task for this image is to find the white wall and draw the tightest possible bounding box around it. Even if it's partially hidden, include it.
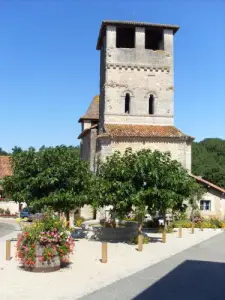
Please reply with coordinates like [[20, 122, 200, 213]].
[[199, 189, 225, 220], [0, 201, 20, 214]]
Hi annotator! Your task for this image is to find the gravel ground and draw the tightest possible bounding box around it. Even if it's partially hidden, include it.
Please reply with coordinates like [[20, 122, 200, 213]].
[[0, 227, 222, 300]]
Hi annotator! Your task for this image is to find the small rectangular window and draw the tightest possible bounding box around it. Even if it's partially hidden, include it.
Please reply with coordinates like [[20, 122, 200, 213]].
[[200, 200, 211, 211], [145, 29, 163, 50], [116, 27, 135, 48]]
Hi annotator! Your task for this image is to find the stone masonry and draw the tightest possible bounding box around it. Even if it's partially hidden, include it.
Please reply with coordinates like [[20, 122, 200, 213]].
[[78, 20, 194, 219]]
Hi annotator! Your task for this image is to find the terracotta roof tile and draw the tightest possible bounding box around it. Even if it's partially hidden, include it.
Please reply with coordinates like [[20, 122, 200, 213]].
[[79, 95, 99, 122], [104, 124, 193, 139], [191, 174, 225, 194], [0, 156, 12, 179]]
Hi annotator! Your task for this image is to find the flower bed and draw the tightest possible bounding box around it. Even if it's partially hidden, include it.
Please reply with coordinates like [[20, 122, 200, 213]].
[[0, 214, 17, 218], [16, 210, 75, 272], [173, 218, 225, 229]]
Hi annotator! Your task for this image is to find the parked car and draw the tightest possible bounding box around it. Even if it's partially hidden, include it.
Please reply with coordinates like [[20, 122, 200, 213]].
[[20, 207, 43, 222], [20, 207, 32, 221]]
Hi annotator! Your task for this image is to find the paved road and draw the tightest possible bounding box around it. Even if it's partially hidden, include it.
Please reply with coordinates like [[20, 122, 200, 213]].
[[80, 232, 225, 300], [0, 222, 16, 237]]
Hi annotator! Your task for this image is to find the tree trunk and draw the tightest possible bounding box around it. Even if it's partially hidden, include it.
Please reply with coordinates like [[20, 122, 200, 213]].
[[162, 213, 167, 243], [65, 211, 70, 228], [138, 214, 143, 234], [163, 214, 167, 231], [137, 214, 144, 251], [93, 208, 97, 220]]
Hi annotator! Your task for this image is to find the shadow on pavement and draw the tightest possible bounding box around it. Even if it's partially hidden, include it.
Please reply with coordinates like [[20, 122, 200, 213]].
[[134, 259, 225, 300]]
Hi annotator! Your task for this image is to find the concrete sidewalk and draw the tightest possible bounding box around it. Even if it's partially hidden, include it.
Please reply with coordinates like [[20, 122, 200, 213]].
[[0, 218, 20, 269], [0, 228, 223, 300], [80, 232, 225, 300]]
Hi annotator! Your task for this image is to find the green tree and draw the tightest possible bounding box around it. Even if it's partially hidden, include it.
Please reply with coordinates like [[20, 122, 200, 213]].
[[3, 145, 92, 219], [0, 147, 8, 156], [93, 148, 201, 232], [192, 138, 225, 188], [12, 146, 23, 154]]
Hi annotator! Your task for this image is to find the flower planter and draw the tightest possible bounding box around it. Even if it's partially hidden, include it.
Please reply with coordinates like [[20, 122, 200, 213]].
[[16, 211, 75, 272], [24, 244, 60, 272]]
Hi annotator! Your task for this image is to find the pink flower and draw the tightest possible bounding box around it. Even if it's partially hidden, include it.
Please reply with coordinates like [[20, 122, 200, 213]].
[[38, 256, 44, 262]]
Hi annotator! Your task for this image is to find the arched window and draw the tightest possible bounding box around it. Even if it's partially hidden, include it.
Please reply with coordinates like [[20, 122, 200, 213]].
[[149, 94, 154, 114], [125, 93, 130, 114]]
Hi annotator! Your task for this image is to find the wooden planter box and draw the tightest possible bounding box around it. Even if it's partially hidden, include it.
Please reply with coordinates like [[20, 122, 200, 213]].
[[24, 244, 61, 273]]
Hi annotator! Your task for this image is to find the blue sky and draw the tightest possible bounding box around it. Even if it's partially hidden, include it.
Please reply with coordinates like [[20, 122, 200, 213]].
[[0, 1, 225, 152]]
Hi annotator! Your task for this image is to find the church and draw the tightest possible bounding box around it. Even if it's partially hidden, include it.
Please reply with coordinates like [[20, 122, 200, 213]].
[[78, 20, 225, 220]]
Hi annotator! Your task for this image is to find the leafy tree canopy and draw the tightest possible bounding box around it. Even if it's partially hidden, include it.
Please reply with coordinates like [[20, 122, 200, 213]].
[[3, 145, 92, 214], [192, 138, 225, 188], [0, 147, 8, 156], [93, 148, 202, 228]]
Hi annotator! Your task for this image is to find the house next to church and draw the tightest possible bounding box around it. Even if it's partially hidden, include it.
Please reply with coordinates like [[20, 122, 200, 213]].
[[0, 156, 22, 215], [78, 20, 225, 220]]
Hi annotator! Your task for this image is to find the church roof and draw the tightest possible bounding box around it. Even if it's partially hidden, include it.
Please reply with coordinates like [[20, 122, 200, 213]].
[[97, 20, 180, 50], [78, 95, 99, 122], [191, 174, 225, 195], [101, 124, 193, 140]]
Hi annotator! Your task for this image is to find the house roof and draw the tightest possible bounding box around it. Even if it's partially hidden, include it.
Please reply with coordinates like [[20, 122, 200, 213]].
[[0, 156, 12, 179], [97, 20, 180, 50], [78, 95, 99, 122], [191, 174, 225, 195], [103, 124, 193, 140]]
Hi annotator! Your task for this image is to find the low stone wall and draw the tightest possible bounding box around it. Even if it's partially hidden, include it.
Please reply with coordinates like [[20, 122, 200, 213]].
[[85, 222, 138, 242], [0, 201, 19, 214]]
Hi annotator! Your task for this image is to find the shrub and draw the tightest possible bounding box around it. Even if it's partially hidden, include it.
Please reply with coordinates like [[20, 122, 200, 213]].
[[0, 208, 11, 215], [5, 208, 10, 215], [173, 211, 188, 221], [172, 220, 192, 228], [143, 220, 158, 228], [194, 217, 221, 229], [209, 217, 222, 228], [124, 215, 137, 222], [221, 222, 225, 229], [74, 216, 85, 227], [130, 235, 151, 244], [158, 225, 174, 233], [191, 211, 204, 223], [105, 220, 116, 228]]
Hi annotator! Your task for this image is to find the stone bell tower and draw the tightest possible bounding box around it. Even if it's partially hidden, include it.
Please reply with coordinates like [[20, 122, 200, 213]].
[[79, 21, 193, 174], [97, 21, 177, 129]]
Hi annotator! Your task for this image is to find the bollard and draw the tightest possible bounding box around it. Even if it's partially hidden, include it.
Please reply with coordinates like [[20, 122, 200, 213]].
[[6, 240, 11, 261], [191, 222, 195, 234], [178, 227, 182, 238], [137, 234, 143, 252], [101, 242, 107, 263], [201, 225, 204, 231], [162, 229, 166, 243]]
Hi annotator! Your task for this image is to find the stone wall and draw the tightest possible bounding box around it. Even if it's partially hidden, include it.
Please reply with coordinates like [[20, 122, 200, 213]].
[[0, 201, 20, 214], [80, 131, 91, 161], [98, 136, 192, 172], [98, 26, 174, 127], [104, 67, 174, 125]]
